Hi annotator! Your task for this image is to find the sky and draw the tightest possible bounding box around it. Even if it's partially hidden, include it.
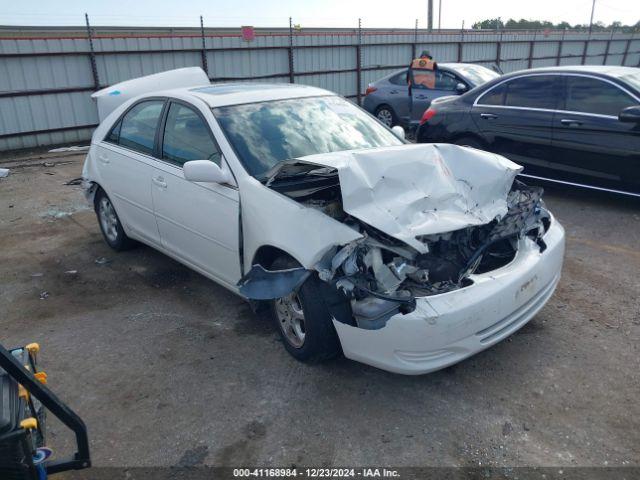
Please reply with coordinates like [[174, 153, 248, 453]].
[[0, 0, 638, 29]]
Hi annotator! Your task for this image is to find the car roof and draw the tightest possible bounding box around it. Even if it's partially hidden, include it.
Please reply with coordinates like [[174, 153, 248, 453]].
[[374, 63, 492, 83], [504, 65, 638, 78], [438, 62, 490, 70], [150, 82, 336, 108]]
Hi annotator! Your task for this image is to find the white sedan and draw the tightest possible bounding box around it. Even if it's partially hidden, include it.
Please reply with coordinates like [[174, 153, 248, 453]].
[[83, 68, 565, 374]]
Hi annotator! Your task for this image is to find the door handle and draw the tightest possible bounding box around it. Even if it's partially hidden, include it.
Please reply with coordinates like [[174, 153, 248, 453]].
[[389, 90, 398, 94], [98, 154, 110, 165], [152, 176, 167, 189], [480, 113, 498, 120], [560, 118, 582, 127], [416, 94, 429, 99]]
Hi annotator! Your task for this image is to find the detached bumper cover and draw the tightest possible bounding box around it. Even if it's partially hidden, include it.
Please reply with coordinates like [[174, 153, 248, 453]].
[[333, 218, 565, 375]]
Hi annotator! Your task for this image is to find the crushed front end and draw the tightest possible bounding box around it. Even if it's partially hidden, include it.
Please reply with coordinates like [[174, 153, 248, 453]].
[[239, 144, 565, 374]]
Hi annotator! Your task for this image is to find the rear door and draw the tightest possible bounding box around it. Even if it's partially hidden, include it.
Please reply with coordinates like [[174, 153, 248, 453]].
[[550, 74, 640, 190], [97, 99, 165, 247], [151, 100, 241, 288], [385, 70, 410, 124], [471, 75, 560, 168]]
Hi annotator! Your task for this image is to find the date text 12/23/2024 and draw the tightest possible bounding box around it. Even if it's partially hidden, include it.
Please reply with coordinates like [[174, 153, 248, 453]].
[[233, 468, 400, 478]]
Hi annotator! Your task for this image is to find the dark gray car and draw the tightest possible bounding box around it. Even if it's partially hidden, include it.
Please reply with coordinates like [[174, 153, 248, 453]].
[[362, 63, 500, 128]]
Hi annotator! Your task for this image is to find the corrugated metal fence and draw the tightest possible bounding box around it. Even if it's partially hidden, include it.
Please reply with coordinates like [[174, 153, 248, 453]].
[[1, 25, 639, 151]]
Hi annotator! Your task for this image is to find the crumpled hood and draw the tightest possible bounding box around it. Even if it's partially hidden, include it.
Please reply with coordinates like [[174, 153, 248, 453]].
[[270, 143, 522, 254]]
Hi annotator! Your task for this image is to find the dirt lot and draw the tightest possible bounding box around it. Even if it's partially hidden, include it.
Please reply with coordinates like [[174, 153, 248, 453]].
[[1, 152, 639, 470]]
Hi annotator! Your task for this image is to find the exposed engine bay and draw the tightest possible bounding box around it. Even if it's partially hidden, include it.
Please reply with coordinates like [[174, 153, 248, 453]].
[[238, 145, 552, 331]]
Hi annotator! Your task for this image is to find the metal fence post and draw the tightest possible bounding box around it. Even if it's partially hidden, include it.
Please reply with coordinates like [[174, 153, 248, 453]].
[[621, 32, 633, 66], [356, 18, 362, 105], [200, 16, 209, 76], [457, 22, 464, 62], [527, 30, 536, 69], [288, 18, 295, 84], [412, 19, 418, 60], [603, 28, 614, 65], [84, 13, 100, 90], [496, 28, 503, 68], [556, 29, 565, 65], [581, 29, 590, 65]]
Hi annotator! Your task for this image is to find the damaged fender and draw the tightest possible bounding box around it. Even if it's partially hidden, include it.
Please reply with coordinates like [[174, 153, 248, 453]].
[[238, 265, 311, 300]]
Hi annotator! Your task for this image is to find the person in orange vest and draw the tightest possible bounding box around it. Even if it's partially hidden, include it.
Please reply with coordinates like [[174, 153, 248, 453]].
[[407, 50, 438, 90]]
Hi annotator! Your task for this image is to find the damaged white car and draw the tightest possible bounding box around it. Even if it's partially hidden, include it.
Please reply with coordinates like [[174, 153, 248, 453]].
[[83, 68, 565, 374]]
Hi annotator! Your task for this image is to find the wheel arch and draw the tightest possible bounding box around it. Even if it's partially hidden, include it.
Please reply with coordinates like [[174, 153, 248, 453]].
[[375, 103, 396, 115], [251, 245, 302, 270]]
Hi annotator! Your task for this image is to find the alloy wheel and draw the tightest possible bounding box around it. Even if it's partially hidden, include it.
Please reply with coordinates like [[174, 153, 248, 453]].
[[98, 196, 119, 243], [377, 108, 393, 127], [274, 292, 306, 348]]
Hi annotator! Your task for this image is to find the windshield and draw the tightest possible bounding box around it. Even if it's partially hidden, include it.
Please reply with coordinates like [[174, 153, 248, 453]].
[[453, 65, 500, 86], [213, 96, 403, 177]]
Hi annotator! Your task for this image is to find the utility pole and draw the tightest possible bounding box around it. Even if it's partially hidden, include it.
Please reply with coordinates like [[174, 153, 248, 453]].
[[589, 0, 596, 33], [438, 0, 442, 30], [427, 0, 433, 31]]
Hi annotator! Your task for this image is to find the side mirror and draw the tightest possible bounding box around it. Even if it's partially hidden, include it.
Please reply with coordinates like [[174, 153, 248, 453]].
[[455, 82, 468, 93], [391, 125, 405, 140], [619, 105, 640, 123], [183, 160, 231, 184]]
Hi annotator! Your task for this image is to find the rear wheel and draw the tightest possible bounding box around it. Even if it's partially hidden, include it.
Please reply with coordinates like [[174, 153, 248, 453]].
[[270, 257, 341, 362], [94, 189, 136, 251], [375, 105, 397, 127]]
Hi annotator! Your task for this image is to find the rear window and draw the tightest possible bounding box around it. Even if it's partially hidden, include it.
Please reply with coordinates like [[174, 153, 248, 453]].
[[389, 71, 407, 86], [111, 100, 165, 155], [478, 76, 558, 109], [477, 83, 506, 106], [503, 76, 558, 109]]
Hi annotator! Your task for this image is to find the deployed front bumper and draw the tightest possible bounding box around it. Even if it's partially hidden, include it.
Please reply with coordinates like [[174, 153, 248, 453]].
[[333, 217, 565, 375]]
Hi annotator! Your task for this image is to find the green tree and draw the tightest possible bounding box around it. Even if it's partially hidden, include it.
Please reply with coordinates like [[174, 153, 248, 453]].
[[472, 18, 504, 30], [471, 18, 639, 32]]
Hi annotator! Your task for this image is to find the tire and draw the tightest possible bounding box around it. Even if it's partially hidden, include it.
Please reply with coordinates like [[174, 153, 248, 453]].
[[453, 136, 485, 150], [375, 105, 397, 127], [94, 188, 136, 251], [270, 256, 341, 362]]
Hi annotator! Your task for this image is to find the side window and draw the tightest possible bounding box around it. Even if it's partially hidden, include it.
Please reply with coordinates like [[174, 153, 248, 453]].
[[389, 71, 407, 86], [477, 82, 506, 106], [162, 103, 221, 166], [435, 71, 460, 91], [105, 120, 122, 144], [564, 76, 637, 117], [503, 76, 557, 109], [117, 100, 165, 155], [411, 70, 436, 90]]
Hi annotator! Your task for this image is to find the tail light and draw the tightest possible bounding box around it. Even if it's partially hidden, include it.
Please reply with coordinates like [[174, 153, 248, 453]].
[[419, 108, 437, 125], [365, 85, 377, 96]]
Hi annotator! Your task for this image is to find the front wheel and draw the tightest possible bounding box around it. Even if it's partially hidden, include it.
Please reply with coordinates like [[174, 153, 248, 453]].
[[270, 257, 341, 362]]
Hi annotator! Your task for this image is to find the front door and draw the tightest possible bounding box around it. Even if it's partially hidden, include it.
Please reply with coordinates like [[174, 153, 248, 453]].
[[410, 70, 463, 124], [151, 100, 241, 288], [97, 99, 165, 247], [550, 74, 640, 192], [471, 74, 560, 169]]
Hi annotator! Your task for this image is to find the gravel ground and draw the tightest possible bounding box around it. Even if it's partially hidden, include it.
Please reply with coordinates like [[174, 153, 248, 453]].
[[0, 154, 638, 472]]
